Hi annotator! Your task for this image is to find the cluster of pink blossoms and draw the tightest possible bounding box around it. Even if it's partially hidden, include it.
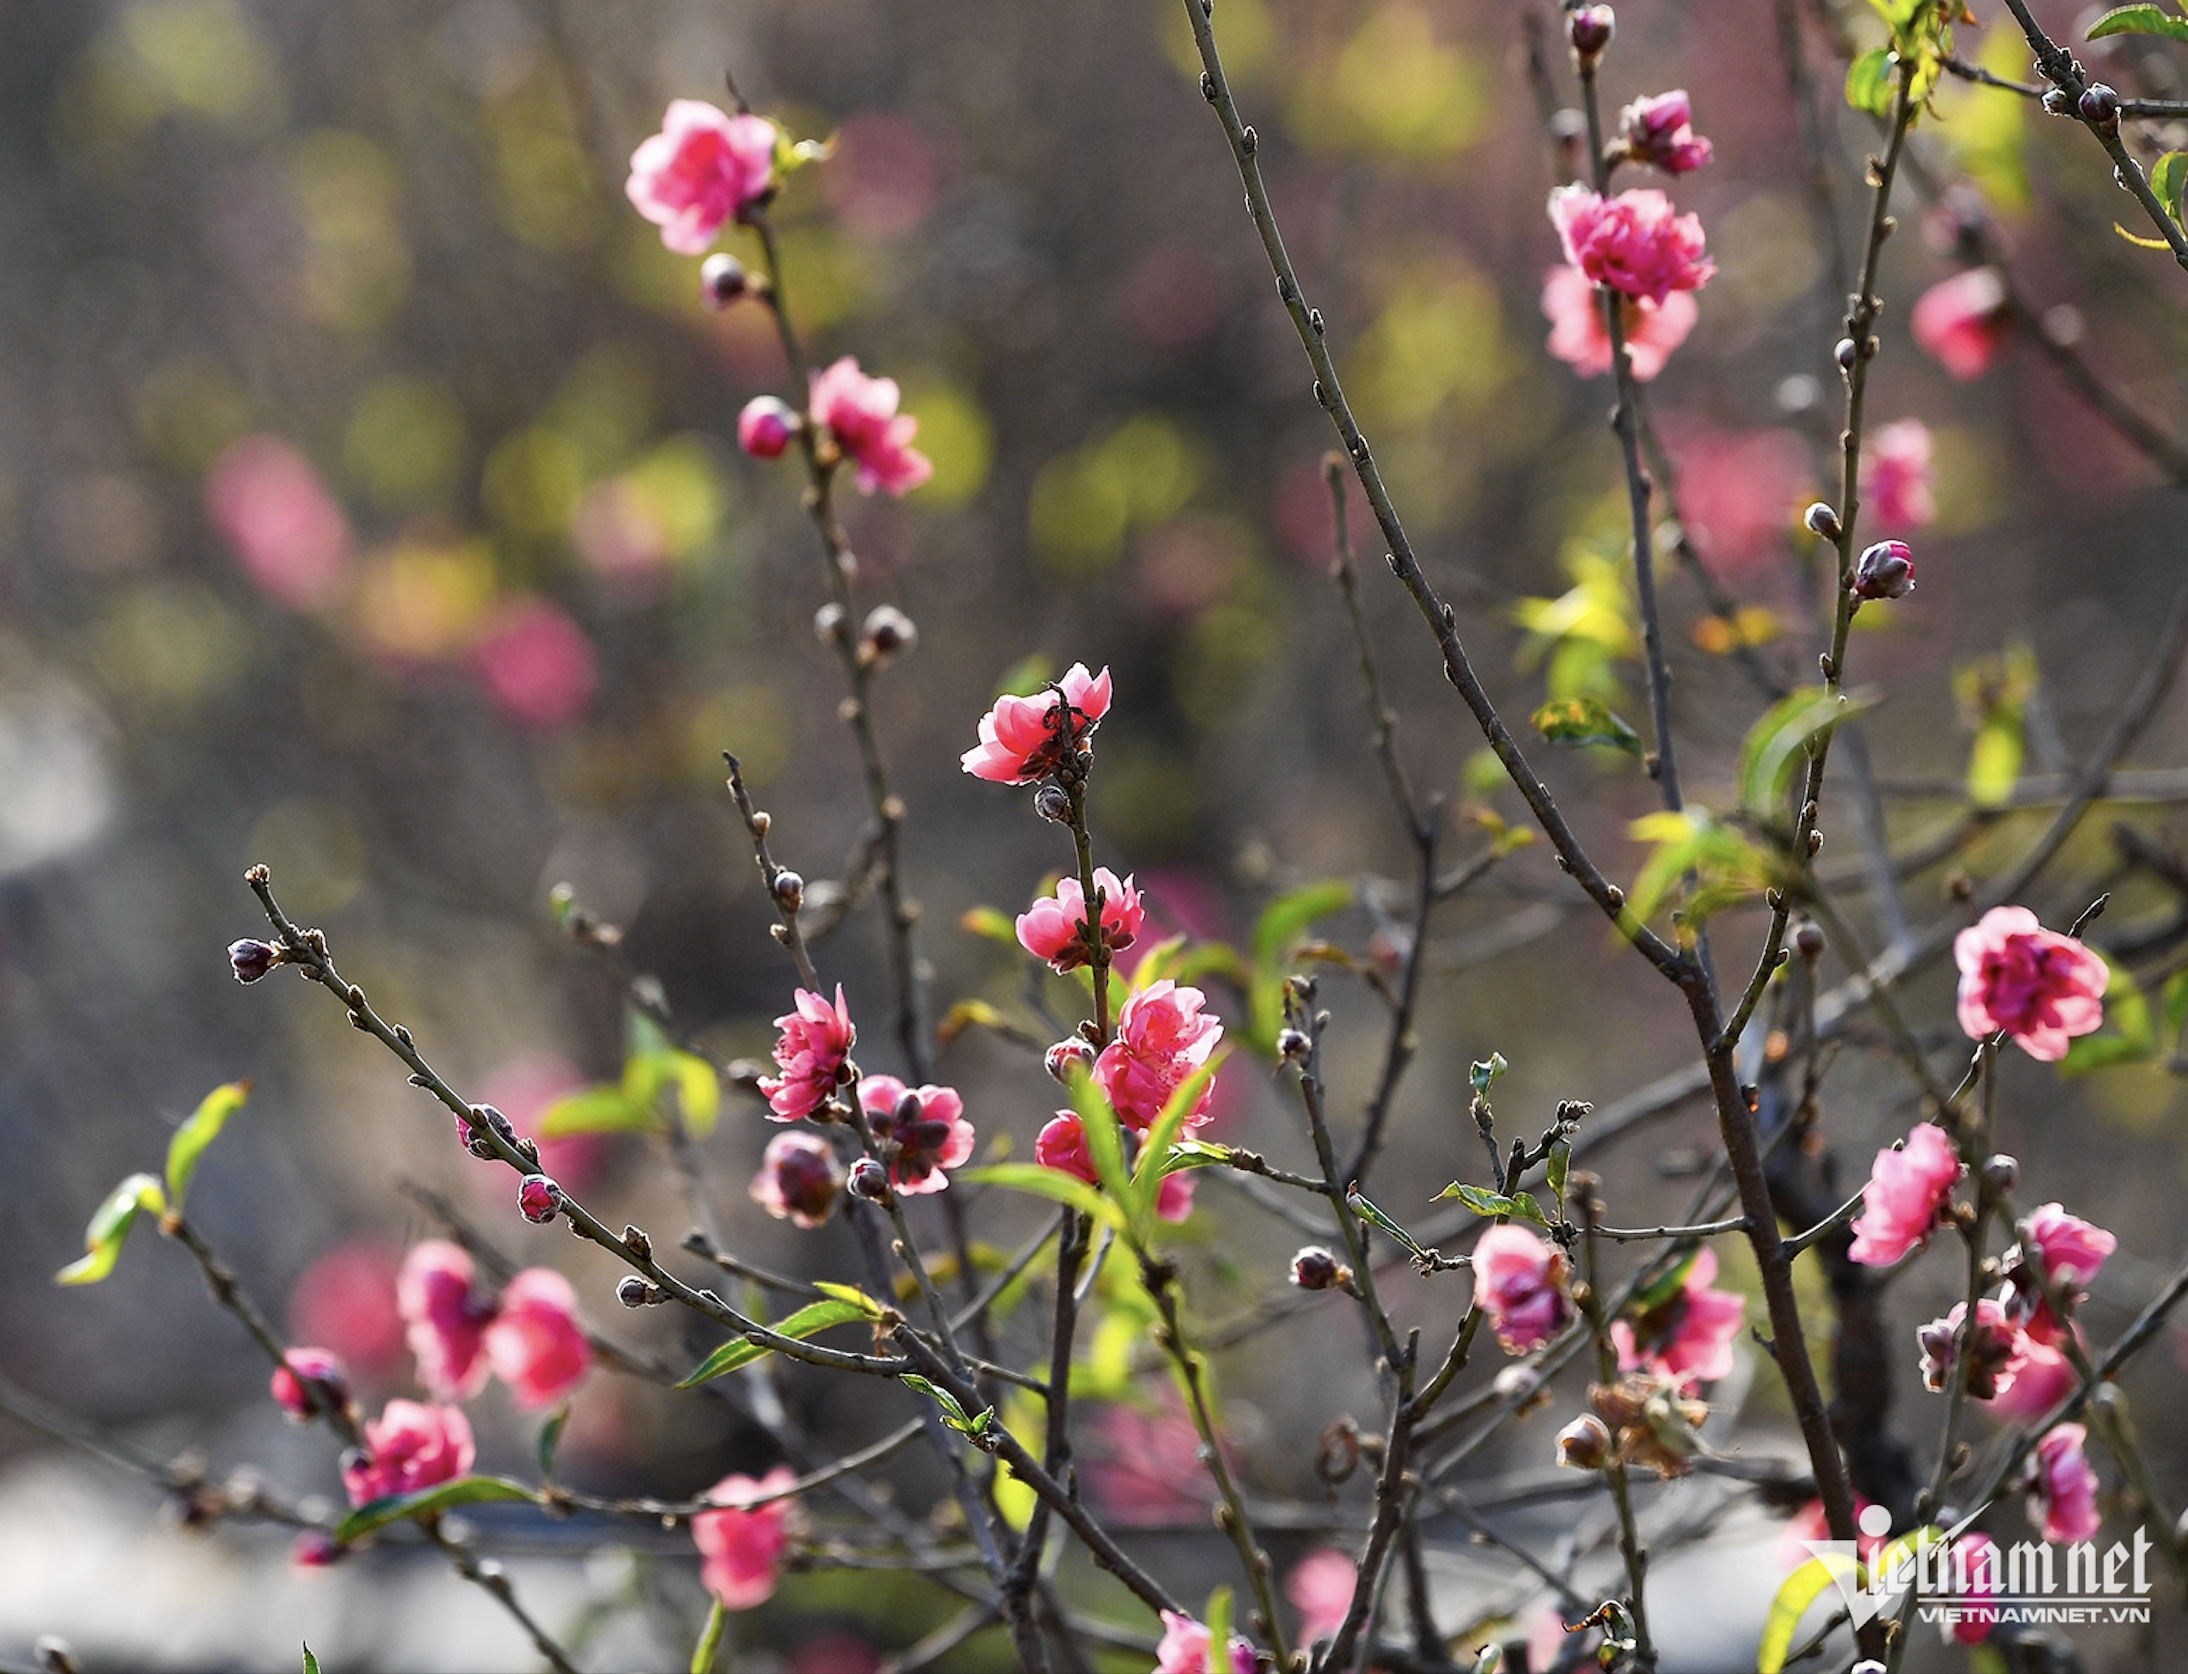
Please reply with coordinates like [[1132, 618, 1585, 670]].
[[750, 1130, 845, 1228], [961, 663, 1114, 784], [1473, 1225, 1575, 1355], [693, 1466, 799, 1609], [1016, 867, 1144, 972], [395, 1241, 591, 1410], [858, 1075, 977, 1195], [1618, 90, 1713, 174], [341, 1398, 477, 1507], [1954, 904, 2109, 1062]]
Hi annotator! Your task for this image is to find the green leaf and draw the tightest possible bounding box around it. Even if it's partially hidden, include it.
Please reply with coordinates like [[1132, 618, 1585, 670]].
[[1469, 1052, 1508, 1094], [2151, 151, 2188, 229], [165, 1080, 250, 1217], [1510, 1191, 1550, 1226], [1205, 1587, 1235, 1661], [536, 1405, 570, 1480], [1530, 695, 1643, 756], [1131, 1053, 1225, 1229], [1547, 1139, 1571, 1211], [1846, 47, 1897, 115], [1736, 687, 1870, 819], [1248, 879, 1355, 1051], [1435, 1181, 1518, 1216], [537, 1085, 650, 1137], [2060, 954, 2152, 1074], [2163, 966, 2188, 1042], [2090, 2, 2188, 39], [678, 1298, 878, 1386], [302, 1647, 322, 1674], [1068, 1069, 1134, 1209], [1624, 808, 1773, 934], [691, 1597, 729, 1674], [959, 1163, 1128, 1231], [334, 1475, 536, 1544], [1966, 717, 2023, 808], [1629, 1245, 1701, 1314], [900, 1373, 988, 1435], [960, 905, 1022, 947], [56, 1172, 165, 1285], [1157, 1138, 1236, 1173], [2116, 220, 2177, 250], [1346, 1184, 1439, 1266], [810, 1281, 885, 1317], [1758, 1553, 1856, 1674]]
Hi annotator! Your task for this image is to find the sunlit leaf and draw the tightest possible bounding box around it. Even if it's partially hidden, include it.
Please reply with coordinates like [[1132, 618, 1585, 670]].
[[678, 1298, 877, 1386], [1846, 47, 1897, 114], [165, 1079, 250, 1216], [1736, 686, 1872, 820], [537, 1085, 649, 1137], [334, 1475, 536, 1544], [56, 1172, 165, 1285], [958, 1163, 1127, 1232], [1249, 879, 1354, 1050], [2089, 3, 2188, 39], [1758, 1553, 1855, 1674], [691, 1597, 729, 1674], [1531, 695, 1643, 756]]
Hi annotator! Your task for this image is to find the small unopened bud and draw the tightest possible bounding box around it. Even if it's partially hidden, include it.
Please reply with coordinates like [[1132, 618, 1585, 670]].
[[1982, 1153, 2020, 1194], [2042, 86, 2073, 115], [228, 938, 281, 983], [1835, 337, 1858, 372], [1033, 784, 1073, 823], [1275, 1027, 1311, 1063], [773, 870, 805, 913], [860, 605, 917, 664], [2079, 82, 2120, 133], [518, 1174, 563, 1224], [738, 395, 799, 461], [1803, 502, 1842, 543], [1290, 1246, 1350, 1291], [1852, 539, 1915, 601], [1557, 1413, 1613, 1470], [1568, 3, 1614, 61], [290, 1529, 345, 1570], [1045, 1038, 1097, 1083], [700, 253, 750, 309], [814, 602, 850, 647], [616, 1275, 658, 1308], [848, 1157, 894, 1204]]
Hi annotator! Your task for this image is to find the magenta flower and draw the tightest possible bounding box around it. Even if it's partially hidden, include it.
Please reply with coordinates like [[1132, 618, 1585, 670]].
[[1620, 90, 1713, 174], [270, 1347, 349, 1422], [1864, 419, 1937, 532], [205, 435, 353, 610], [1547, 184, 1715, 306], [750, 1130, 846, 1228], [341, 1399, 476, 1506], [809, 357, 933, 496], [1036, 1112, 1196, 1222], [2004, 1203, 2116, 1345], [396, 1240, 493, 1402], [1542, 265, 1697, 382], [1154, 1611, 1256, 1674], [1916, 1298, 2028, 1400], [626, 100, 777, 255], [1610, 1246, 1745, 1390], [1093, 979, 1223, 1132], [1287, 1547, 1356, 1646], [757, 985, 857, 1121], [1945, 1531, 2002, 1644], [960, 663, 1113, 784], [1981, 1330, 2080, 1422], [693, 1465, 798, 1609], [738, 395, 799, 460], [1954, 906, 2108, 1061], [2030, 1423, 2102, 1542], [1473, 1224, 1575, 1354], [1848, 1124, 1962, 1267], [482, 1268, 592, 1409], [1852, 539, 1915, 601], [1016, 869, 1145, 972], [1912, 268, 2011, 380], [472, 596, 597, 732], [858, 1074, 976, 1195]]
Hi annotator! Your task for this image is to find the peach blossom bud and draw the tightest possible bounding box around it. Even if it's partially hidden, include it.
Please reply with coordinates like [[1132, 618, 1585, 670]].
[[518, 1174, 562, 1224], [738, 397, 799, 460], [1568, 4, 1614, 60], [1557, 1413, 1612, 1469], [229, 938, 281, 983], [701, 253, 750, 309]]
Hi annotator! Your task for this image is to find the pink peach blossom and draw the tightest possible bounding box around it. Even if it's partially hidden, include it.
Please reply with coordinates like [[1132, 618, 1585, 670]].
[[1473, 1224, 1575, 1354], [289, 1241, 407, 1383], [1093, 979, 1223, 1131], [1848, 1123, 1962, 1267], [1287, 1547, 1356, 1646], [1083, 1395, 1211, 1524], [1944, 1531, 2002, 1644], [2031, 1423, 2102, 1542], [396, 1241, 493, 1402], [1035, 1111, 1196, 1222], [2005, 1203, 2116, 1345], [626, 101, 777, 256], [1864, 419, 1937, 532], [1547, 184, 1715, 305], [1913, 268, 2011, 380], [206, 435, 353, 609], [1153, 1611, 1255, 1674], [809, 357, 932, 496], [1672, 425, 1812, 578], [693, 1465, 798, 1609], [1620, 91, 1713, 174], [1954, 906, 2108, 1061], [482, 1268, 592, 1409], [1016, 869, 1145, 971], [857, 1074, 976, 1195], [1981, 1331, 2081, 1423], [757, 985, 856, 1121], [472, 596, 597, 732], [960, 663, 1113, 784], [341, 1398, 476, 1506], [1541, 265, 1697, 382], [751, 1130, 845, 1228], [1916, 1298, 2027, 1400], [270, 1347, 348, 1422], [1610, 1246, 1744, 1390]]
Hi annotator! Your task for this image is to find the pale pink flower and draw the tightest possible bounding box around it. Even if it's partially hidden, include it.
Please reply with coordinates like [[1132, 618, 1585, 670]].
[[693, 1465, 798, 1609], [1981, 1331, 2080, 1423], [1036, 1111, 1196, 1222], [1016, 869, 1145, 971], [1473, 1224, 1575, 1354], [1084, 1397, 1211, 1524], [1541, 265, 1697, 382], [289, 1241, 407, 1383], [1916, 1298, 2028, 1400], [757, 986, 856, 1121], [205, 435, 353, 609], [1153, 1611, 1255, 1674], [1944, 1531, 2002, 1644], [751, 1130, 845, 1228], [809, 357, 932, 496], [2005, 1203, 2116, 1345], [1547, 184, 1715, 305], [626, 101, 777, 255], [270, 1347, 348, 1422], [1094, 979, 1223, 1131], [396, 1241, 493, 1402], [2030, 1423, 2102, 1542], [1610, 1246, 1744, 1390], [482, 1268, 592, 1409], [1912, 268, 2011, 380], [1864, 419, 1937, 532], [1287, 1547, 1356, 1646], [857, 1074, 975, 1195], [472, 596, 597, 732], [1954, 906, 2108, 1061], [1848, 1124, 1962, 1267], [1620, 91, 1713, 174], [960, 663, 1113, 784], [341, 1398, 476, 1506]]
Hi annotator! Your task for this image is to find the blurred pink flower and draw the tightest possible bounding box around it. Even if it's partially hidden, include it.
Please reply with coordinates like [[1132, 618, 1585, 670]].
[[472, 596, 597, 732], [1670, 425, 1811, 577], [757, 985, 856, 1121], [1547, 184, 1714, 305], [289, 1241, 408, 1384], [1542, 265, 1697, 382], [1912, 268, 2011, 379], [1954, 906, 2107, 1061], [341, 1399, 475, 1506], [479, 1057, 606, 1192], [270, 1347, 348, 1422], [1094, 979, 1222, 1131], [482, 1268, 591, 1409], [1154, 1612, 1255, 1674], [960, 663, 1113, 783], [751, 1130, 845, 1228], [1848, 1123, 1962, 1267], [1124, 243, 1228, 353], [1035, 1111, 1196, 1222], [790, 1635, 880, 1674], [693, 1465, 798, 1609], [1016, 869, 1144, 972], [396, 1240, 493, 1402], [1916, 1298, 2027, 1400], [1864, 419, 1936, 532], [1610, 1245, 1744, 1390], [1945, 1531, 2002, 1644], [1083, 1398, 1211, 1524], [809, 357, 931, 496], [626, 101, 776, 255], [823, 112, 939, 240], [1287, 1547, 1356, 1646], [1778, 1496, 1888, 1573], [1620, 90, 1713, 174], [2031, 1424, 2102, 1542], [1473, 1224, 1575, 1354], [205, 435, 352, 609], [858, 1074, 975, 1195]]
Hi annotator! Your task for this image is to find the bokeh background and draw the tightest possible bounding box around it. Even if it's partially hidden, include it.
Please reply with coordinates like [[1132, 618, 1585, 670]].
[[5, 0, 2188, 1667]]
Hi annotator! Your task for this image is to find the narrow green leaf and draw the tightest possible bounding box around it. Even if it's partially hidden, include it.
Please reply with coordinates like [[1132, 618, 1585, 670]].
[[56, 1172, 165, 1286], [1758, 1554, 1854, 1674], [2060, 954, 2151, 1074], [678, 1298, 876, 1386], [810, 1281, 884, 1317], [1067, 1070, 1133, 1210], [1510, 1191, 1550, 1226], [1131, 1053, 1225, 1228], [900, 1373, 979, 1432], [1530, 695, 1643, 756], [1205, 1587, 1235, 1661], [2151, 151, 2188, 229], [959, 905, 1022, 947], [1845, 47, 1897, 115], [1434, 1181, 1518, 1217], [303, 1647, 322, 1674], [1469, 1052, 1508, 1095], [1547, 1139, 1571, 1211], [537, 1085, 650, 1138], [165, 1080, 250, 1216], [958, 1163, 1128, 1231], [2089, 2, 2188, 39], [1346, 1185, 1438, 1266], [2116, 220, 2176, 250], [1630, 1246, 1701, 1314], [1157, 1138, 1235, 1174], [536, 1405, 570, 1480], [1735, 687, 1869, 819], [1248, 879, 1354, 1050], [691, 1597, 729, 1674], [2163, 966, 2188, 1042], [334, 1475, 536, 1544]]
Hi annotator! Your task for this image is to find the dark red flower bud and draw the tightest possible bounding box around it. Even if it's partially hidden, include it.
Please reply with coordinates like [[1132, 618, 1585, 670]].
[[1568, 4, 1615, 61], [1852, 540, 1915, 601], [291, 1530, 346, 1569], [860, 606, 917, 664], [700, 253, 750, 309], [1290, 1246, 1350, 1291], [1793, 920, 1826, 961], [773, 870, 805, 913], [1033, 784, 1073, 823], [2078, 83, 2120, 134], [518, 1173, 563, 1224], [848, 1156, 894, 1204], [229, 939, 281, 983], [616, 1274, 659, 1308]]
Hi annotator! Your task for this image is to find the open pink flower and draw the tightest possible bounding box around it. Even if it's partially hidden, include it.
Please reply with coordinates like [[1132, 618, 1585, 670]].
[[270, 1348, 349, 1422], [1981, 1330, 2081, 1423], [1036, 1111, 1196, 1222], [1848, 1123, 1962, 1267], [1094, 979, 1223, 1131], [341, 1399, 476, 1506], [1542, 265, 1697, 382], [396, 1241, 494, 1402], [751, 1130, 845, 1228], [2030, 1423, 2102, 1542], [693, 1465, 798, 1609], [1955, 906, 2108, 1061], [858, 1075, 975, 1195], [1548, 184, 1714, 305], [1016, 869, 1145, 971], [1473, 1225, 1575, 1354], [2004, 1203, 2116, 1345], [757, 986, 856, 1121], [809, 357, 932, 496], [206, 435, 353, 610], [1287, 1548, 1356, 1646], [1620, 91, 1713, 174], [1917, 1298, 2027, 1400], [1912, 268, 2011, 380], [1154, 1612, 1256, 1674], [626, 101, 777, 255], [1610, 1246, 1744, 1390], [960, 663, 1113, 784], [1943, 1531, 2002, 1644], [482, 1268, 591, 1409], [1864, 419, 1936, 532]]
